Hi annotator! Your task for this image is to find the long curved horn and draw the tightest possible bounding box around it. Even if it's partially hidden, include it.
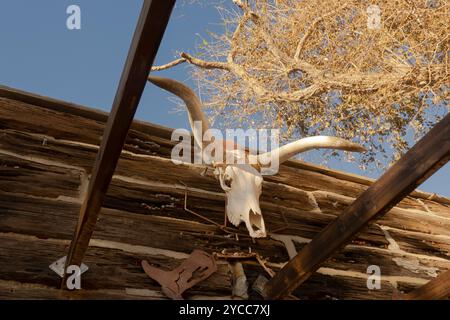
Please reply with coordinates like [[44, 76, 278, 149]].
[[258, 136, 366, 165], [148, 76, 209, 149]]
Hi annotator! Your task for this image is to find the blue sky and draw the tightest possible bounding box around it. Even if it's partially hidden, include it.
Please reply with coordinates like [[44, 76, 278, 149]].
[[0, 1, 448, 197]]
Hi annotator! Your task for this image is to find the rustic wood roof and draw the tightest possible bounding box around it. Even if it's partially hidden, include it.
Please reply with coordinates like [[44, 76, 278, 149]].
[[0, 86, 449, 299]]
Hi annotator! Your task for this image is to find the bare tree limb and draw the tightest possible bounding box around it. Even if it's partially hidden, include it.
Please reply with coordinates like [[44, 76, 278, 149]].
[[294, 3, 349, 61], [151, 58, 187, 71], [181, 52, 230, 70], [152, 53, 230, 72]]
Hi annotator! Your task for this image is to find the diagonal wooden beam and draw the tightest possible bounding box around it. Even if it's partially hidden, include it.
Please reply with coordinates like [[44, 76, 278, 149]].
[[397, 270, 450, 300], [63, 0, 175, 274], [264, 113, 450, 299]]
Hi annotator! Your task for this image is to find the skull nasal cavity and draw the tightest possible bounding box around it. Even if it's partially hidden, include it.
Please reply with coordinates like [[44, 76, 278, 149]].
[[249, 210, 262, 230], [224, 177, 232, 188]]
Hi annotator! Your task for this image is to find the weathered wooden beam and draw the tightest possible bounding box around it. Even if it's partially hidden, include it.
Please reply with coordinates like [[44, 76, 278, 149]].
[[264, 113, 450, 299], [401, 270, 450, 300], [64, 0, 175, 272], [0, 85, 175, 143]]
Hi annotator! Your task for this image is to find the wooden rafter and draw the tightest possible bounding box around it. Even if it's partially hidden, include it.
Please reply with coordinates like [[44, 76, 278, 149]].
[[264, 113, 450, 299], [63, 0, 175, 276]]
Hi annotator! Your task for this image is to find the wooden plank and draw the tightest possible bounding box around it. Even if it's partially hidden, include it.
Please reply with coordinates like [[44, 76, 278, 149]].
[[0, 87, 175, 146], [0, 233, 231, 298], [400, 270, 450, 300], [0, 154, 82, 199], [0, 280, 164, 300], [65, 0, 175, 270], [264, 113, 450, 299]]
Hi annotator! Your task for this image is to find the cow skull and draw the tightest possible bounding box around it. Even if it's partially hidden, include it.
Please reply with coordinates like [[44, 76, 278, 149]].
[[148, 76, 366, 238], [214, 163, 265, 238]]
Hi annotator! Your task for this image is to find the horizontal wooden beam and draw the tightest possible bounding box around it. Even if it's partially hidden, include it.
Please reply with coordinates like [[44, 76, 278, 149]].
[[400, 270, 450, 300], [64, 0, 175, 274], [264, 113, 450, 299]]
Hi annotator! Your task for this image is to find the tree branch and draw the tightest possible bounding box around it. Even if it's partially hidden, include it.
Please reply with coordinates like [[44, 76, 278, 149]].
[[151, 58, 186, 71], [151, 52, 230, 72], [150, 2, 443, 103], [294, 3, 349, 61], [181, 52, 230, 70], [234, 0, 287, 63]]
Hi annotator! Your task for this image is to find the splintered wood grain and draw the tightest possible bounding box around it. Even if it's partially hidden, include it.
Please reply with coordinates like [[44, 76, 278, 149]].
[[0, 280, 164, 300], [385, 228, 450, 259], [288, 242, 448, 281], [0, 153, 82, 199], [1, 190, 448, 296], [105, 178, 389, 246], [420, 199, 450, 218], [292, 272, 396, 300], [0, 98, 104, 145], [0, 191, 290, 263], [0, 98, 173, 157], [0, 233, 231, 297], [242, 263, 397, 300], [312, 191, 450, 236]]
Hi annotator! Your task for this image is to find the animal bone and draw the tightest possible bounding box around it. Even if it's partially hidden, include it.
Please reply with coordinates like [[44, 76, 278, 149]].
[[148, 76, 366, 238]]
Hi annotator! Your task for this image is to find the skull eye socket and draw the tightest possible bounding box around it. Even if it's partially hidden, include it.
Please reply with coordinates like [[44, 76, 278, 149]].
[[219, 166, 234, 191], [223, 175, 232, 188]]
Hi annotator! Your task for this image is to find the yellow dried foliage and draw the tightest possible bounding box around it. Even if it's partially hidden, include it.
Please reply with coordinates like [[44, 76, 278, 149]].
[[153, 0, 449, 169]]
